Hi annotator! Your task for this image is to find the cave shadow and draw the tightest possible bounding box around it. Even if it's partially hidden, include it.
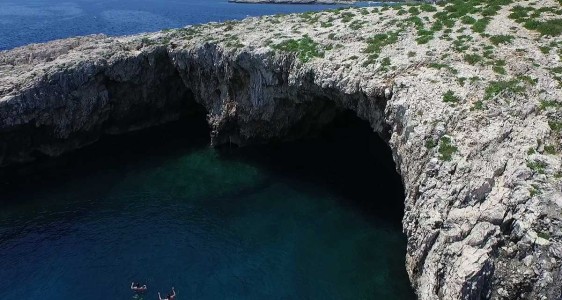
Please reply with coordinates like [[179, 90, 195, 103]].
[[218, 110, 406, 229], [1, 107, 406, 230]]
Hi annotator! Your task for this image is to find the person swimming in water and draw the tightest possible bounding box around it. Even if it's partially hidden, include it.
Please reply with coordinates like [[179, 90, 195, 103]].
[[131, 282, 147, 293], [158, 287, 176, 300]]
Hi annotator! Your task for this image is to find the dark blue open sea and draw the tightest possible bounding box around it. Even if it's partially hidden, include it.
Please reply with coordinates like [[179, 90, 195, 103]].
[[0, 0, 378, 50], [0, 1, 414, 299]]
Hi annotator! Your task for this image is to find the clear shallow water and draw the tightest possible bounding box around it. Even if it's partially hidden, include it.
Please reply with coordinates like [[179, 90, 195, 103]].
[[0, 115, 414, 300], [0, 0, 378, 50]]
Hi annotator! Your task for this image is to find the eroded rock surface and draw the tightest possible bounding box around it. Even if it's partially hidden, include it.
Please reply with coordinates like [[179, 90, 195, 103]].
[[1, 1, 562, 299]]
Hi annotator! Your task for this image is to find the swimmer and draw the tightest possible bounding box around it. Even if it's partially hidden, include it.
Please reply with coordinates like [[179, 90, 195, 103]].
[[158, 287, 176, 300], [131, 282, 148, 293]]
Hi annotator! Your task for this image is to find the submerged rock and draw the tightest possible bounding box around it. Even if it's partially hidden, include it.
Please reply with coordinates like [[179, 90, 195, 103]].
[[1, 1, 562, 299]]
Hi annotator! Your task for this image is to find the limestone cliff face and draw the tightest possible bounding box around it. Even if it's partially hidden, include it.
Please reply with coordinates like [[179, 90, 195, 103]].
[[1, 2, 562, 299]]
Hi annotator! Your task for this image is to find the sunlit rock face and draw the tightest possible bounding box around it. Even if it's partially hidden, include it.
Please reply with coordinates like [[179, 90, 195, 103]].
[[1, 2, 562, 299]]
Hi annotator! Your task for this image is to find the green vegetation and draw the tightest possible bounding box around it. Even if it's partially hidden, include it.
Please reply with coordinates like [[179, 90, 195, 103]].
[[140, 37, 158, 46], [489, 35, 514, 45], [509, 5, 562, 36], [472, 18, 490, 33], [349, 20, 365, 30], [408, 6, 420, 15], [549, 120, 562, 132], [340, 11, 356, 23], [429, 63, 458, 74], [540, 100, 562, 110], [272, 35, 323, 63], [464, 53, 483, 65], [493, 65, 506, 74], [425, 139, 438, 148], [363, 30, 401, 64], [537, 231, 551, 240], [470, 100, 486, 110], [461, 15, 476, 25], [484, 80, 524, 100], [443, 90, 460, 103], [380, 57, 392, 70], [544, 145, 557, 154], [527, 159, 547, 173], [530, 185, 542, 197], [438, 136, 458, 161]]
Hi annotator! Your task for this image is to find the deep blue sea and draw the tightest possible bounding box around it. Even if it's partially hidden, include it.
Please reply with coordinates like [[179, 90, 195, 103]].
[[0, 0, 379, 50]]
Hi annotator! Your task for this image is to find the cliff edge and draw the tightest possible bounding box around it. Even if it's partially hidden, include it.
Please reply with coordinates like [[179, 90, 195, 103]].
[[1, 1, 562, 299]]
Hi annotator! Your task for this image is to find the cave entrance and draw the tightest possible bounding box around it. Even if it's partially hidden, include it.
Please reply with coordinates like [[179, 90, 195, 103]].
[[219, 109, 406, 228]]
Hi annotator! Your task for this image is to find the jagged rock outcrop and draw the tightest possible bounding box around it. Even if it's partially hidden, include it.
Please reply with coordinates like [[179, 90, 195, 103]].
[[1, 1, 562, 299]]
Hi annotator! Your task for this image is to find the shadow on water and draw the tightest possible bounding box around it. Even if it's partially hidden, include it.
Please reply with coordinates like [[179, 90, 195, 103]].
[[0, 109, 415, 299], [218, 111, 406, 229]]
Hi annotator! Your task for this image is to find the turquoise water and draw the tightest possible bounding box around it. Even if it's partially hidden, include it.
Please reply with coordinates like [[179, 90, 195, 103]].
[[0, 115, 414, 299], [0, 0, 379, 50]]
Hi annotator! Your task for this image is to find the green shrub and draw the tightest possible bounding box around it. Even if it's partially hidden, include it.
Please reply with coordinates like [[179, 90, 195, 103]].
[[364, 30, 401, 54], [272, 35, 323, 63], [408, 6, 421, 15], [484, 80, 524, 99], [544, 145, 557, 154], [464, 53, 483, 65], [443, 90, 460, 103], [537, 231, 551, 240], [416, 34, 434, 44], [534, 19, 562, 36], [461, 15, 476, 24], [527, 160, 547, 173], [549, 120, 562, 132], [489, 35, 514, 45], [425, 139, 437, 148], [439, 136, 458, 161], [493, 66, 507, 74], [420, 3, 437, 12], [540, 100, 562, 110], [472, 18, 490, 33]]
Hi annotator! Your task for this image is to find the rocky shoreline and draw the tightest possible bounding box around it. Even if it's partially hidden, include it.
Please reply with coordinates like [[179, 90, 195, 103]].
[[2, 1, 562, 299]]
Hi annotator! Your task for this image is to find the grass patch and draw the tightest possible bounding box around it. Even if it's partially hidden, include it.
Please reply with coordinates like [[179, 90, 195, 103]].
[[464, 53, 483, 65], [439, 136, 458, 161], [540, 100, 562, 110], [364, 30, 401, 54], [484, 80, 524, 100], [493, 66, 507, 74], [408, 6, 420, 15], [472, 18, 490, 33], [272, 35, 323, 63], [544, 145, 557, 154], [527, 160, 547, 173], [443, 90, 460, 103], [425, 139, 438, 148], [461, 15, 476, 24], [549, 120, 562, 132], [489, 34, 514, 45], [537, 231, 551, 240]]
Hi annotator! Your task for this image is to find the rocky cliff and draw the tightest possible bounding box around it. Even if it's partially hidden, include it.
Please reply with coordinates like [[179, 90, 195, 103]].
[[1, 1, 562, 299]]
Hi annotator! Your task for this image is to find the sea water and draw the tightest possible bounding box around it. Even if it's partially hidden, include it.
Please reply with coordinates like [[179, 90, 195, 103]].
[[0, 0, 379, 50], [0, 115, 415, 299]]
